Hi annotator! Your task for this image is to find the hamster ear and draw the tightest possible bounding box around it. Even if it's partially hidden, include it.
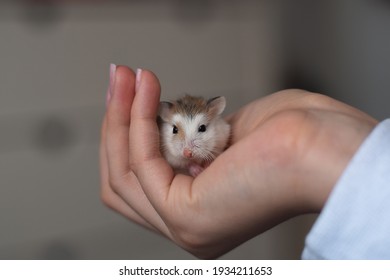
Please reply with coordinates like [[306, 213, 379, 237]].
[[158, 101, 174, 122], [207, 96, 226, 116]]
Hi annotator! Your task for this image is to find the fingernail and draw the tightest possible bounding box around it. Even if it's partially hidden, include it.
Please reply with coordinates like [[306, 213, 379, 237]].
[[136, 68, 142, 92], [106, 63, 116, 108]]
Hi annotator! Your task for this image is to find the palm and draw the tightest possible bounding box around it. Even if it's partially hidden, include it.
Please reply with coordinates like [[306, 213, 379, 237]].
[[151, 90, 326, 257], [101, 67, 376, 259]]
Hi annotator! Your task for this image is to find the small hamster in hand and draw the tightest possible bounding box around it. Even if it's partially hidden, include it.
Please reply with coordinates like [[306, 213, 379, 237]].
[[158, 95, 231, 177]]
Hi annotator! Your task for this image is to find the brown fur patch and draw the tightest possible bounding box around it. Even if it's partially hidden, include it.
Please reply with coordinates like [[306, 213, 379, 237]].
[[173, 95, 208, 118], [175, 123, 185, 141]]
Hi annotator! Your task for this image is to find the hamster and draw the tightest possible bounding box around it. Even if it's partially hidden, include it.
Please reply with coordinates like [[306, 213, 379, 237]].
[[158, 94, 231, 177]]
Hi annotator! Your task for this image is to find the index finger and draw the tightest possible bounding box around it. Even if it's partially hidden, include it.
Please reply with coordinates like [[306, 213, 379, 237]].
[[129, 69, 193, 211]]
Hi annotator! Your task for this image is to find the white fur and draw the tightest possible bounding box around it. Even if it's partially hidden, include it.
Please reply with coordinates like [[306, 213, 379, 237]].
[[160, 112, 230, 174]]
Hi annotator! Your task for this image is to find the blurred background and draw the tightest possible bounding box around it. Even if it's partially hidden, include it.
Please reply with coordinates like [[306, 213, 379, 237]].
[[0, 0, 389, 259]]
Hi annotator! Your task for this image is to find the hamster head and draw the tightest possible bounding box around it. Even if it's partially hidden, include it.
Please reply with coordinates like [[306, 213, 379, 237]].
[[158, 95, 230, 167]]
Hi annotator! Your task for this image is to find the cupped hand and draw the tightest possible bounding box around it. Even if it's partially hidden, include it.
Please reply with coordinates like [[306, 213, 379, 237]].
[[100, 66, 377, 259]]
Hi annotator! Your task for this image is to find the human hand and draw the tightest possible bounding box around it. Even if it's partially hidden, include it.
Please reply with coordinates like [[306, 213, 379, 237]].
[[100, 65, 377, 258]]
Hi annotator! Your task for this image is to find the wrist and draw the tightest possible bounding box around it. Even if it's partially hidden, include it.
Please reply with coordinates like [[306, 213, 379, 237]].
[[297, 111, 377, 213]]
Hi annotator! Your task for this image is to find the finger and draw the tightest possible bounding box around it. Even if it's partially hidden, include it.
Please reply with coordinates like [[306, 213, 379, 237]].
[[106, 66, 135, 178], [100, 115, 157, 231], [130, 69, 193, 212], [104, 66, 172, 236]]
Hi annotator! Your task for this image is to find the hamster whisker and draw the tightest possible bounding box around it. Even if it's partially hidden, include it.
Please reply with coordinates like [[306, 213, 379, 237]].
[[200, 149, 217, 164]]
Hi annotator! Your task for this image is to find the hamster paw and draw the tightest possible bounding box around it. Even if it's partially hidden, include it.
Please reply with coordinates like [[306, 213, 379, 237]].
[[188, 163, 204, 177]]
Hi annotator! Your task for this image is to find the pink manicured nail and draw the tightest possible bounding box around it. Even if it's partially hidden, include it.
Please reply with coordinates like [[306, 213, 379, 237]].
[[106, 63, 116, 108], [136, 68, 142, 92]]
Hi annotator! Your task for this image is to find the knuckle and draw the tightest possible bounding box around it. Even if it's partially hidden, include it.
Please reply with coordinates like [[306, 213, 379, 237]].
[[270, 110, 312, 146], [171, 227, 214, 259], [100, 189, 114, 209], [108, 176, 123, 194]]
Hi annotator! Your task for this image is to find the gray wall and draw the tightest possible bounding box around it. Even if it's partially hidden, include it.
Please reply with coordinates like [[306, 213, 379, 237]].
[[0, 0, 388, 259], [279, 0, 390, 120]]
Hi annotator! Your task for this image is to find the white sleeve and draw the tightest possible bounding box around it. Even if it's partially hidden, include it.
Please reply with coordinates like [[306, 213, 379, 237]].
[[302, 119, 390, 259]]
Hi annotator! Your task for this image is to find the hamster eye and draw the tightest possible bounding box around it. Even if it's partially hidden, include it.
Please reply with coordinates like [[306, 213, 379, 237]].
[[198, 124, 207, 133], [172, 125, 178, 134]]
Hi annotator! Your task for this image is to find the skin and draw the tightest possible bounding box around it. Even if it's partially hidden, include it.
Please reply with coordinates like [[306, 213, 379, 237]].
[[100, 66, 377, 259]]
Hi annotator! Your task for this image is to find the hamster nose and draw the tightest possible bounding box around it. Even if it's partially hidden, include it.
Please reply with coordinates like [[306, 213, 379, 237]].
[[183, 148, 193, 158]]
